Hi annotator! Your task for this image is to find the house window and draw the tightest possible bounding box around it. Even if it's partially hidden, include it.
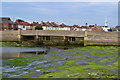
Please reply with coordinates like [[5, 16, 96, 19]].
[[23, 26, 25, 28], [69, 37, 75, 41], [43, 36, 50, 41]]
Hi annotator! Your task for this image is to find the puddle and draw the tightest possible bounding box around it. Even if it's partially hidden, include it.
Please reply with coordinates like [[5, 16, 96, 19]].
[[2, 47, 47, 59]]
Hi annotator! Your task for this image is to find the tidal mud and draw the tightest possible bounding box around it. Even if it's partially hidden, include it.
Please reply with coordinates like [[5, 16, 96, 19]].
[[2, 46, 119, 78]]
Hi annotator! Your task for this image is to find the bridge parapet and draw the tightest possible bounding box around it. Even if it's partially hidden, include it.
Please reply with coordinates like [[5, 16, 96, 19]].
[[21, 30, 85, 37], [21, 30, 36, 36]]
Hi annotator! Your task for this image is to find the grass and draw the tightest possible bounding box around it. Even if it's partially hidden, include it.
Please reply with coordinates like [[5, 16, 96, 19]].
[[0, 42, 39, 47]]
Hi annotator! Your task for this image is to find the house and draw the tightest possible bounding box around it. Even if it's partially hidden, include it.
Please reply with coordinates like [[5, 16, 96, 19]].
[[60, 23, 70, 31], [31, 22, 40, 30], [79, 26, 91, 31], [61, 24, 70, 31], [91, 26, 103, 31], [115, 26, 120, 31], [0, 17, 17, 31], [40, 21, 71, 31], [111, 27, 118, 32], [70, 25, 80, 31], [101, 26, 111, 32], [15, 20, 31, 30], [40, 21, 52, 30]]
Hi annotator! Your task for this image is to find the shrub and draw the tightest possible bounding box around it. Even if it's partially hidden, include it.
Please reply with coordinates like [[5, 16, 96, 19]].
[[35, 26, 43, 30]]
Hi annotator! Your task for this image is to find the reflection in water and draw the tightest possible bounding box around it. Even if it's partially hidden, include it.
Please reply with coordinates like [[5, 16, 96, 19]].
[[2, 52, 36, 59], [1, 47, 47, 59]]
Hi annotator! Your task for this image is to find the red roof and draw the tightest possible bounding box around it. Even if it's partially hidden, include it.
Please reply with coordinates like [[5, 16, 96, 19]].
[[31, 22, 40, 26], [16, 22, 31, 26], [73, 25, 80, 28], [80, 26, 90, 29]]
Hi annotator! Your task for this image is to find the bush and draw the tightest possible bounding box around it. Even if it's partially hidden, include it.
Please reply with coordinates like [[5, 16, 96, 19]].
[[35, 26, 43, 30]]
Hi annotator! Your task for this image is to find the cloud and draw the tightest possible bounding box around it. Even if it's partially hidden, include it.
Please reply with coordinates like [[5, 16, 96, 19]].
[[1, 2, 117, 27]]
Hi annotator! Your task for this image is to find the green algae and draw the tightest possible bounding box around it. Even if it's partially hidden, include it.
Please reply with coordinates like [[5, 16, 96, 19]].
[[2, 54, 45, 67], [0, 42, 38, 47], [20, 71, 35, 77], [37, 63, 118, 78], [36, 46, 119, 78], [2, 46, 119, 78], [99, 58, 114, 62]]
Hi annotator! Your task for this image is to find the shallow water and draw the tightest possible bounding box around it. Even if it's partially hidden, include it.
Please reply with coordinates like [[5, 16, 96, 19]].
[[1, 47, 47, 59]]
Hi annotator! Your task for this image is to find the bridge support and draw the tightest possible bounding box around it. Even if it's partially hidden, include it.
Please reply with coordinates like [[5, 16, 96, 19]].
[[84, 31, 88, 46], [18, 29, 21, 43], [35, 30, 38, 40]]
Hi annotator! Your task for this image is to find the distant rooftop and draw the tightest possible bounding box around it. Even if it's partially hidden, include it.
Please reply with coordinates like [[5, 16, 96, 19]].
[[0, 17, 14, 24]]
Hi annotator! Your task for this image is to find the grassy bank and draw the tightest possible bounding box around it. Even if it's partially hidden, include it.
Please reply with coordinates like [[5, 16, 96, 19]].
[[2, 46, 119, 79], [0, 41, 41, 47]]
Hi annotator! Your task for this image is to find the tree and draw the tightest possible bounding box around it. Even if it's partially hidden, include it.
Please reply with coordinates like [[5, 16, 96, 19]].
[[16, 19, 24, 22], [35, 26, 43, 30]]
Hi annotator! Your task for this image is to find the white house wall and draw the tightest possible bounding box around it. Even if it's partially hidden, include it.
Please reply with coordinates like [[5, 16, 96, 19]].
[[43, 26, 70, 31], [81, 28, 86, 31], [102, 27, 110, 32], [42, 26, 47, 30], [18, 25, 26, 30], [64, 27, 70, 31]]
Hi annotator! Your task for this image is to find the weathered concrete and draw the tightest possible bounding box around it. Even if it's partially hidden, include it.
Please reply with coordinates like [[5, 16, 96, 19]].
[[21, 30, 85, 37], [85, 31, 119, 45], [0, 31, 18, 41], [0, 30, 119, 46]]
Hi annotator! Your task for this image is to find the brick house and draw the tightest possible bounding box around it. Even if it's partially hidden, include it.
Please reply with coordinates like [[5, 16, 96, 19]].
[[0, 17, 17, 31], [91, 26, 103, 31]]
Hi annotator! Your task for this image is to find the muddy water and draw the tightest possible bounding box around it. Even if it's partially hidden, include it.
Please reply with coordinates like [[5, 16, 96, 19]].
[[1, 47, 47, 59], [2, 46, 118, 78]]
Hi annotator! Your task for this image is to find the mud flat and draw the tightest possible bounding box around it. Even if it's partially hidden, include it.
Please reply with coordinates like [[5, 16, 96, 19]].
[[2, 46, 119, 79]]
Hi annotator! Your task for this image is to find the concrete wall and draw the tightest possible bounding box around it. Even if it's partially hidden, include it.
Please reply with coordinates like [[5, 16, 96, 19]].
[[87, 31, 118, 41], [0, 30, 119, 46], [0, 31, 18, 41], [85, 31, 119, 45], [21, 30, 85, 37]]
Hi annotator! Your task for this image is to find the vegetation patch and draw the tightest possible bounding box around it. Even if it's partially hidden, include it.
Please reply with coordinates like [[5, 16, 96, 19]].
[[2, 54, 44, 67], [2, 46, 119, 78]]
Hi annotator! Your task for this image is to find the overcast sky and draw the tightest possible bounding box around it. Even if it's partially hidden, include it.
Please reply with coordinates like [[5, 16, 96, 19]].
[[2, 2, 118, 27]]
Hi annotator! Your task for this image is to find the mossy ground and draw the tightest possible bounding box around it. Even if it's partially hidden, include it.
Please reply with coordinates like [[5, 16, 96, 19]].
[[0, 41, 41, 47], [2, 46, 119, 79]]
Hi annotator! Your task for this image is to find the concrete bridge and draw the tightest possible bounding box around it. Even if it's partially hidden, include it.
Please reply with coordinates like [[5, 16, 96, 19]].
[[20, 30, 85, 46], [20, 30, 84, 37], [0, 30, 119, 46]]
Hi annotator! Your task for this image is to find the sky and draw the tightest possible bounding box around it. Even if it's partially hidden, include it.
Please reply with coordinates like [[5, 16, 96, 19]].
[[1, 2, 118, 27], [1, 0, 119, 2]]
